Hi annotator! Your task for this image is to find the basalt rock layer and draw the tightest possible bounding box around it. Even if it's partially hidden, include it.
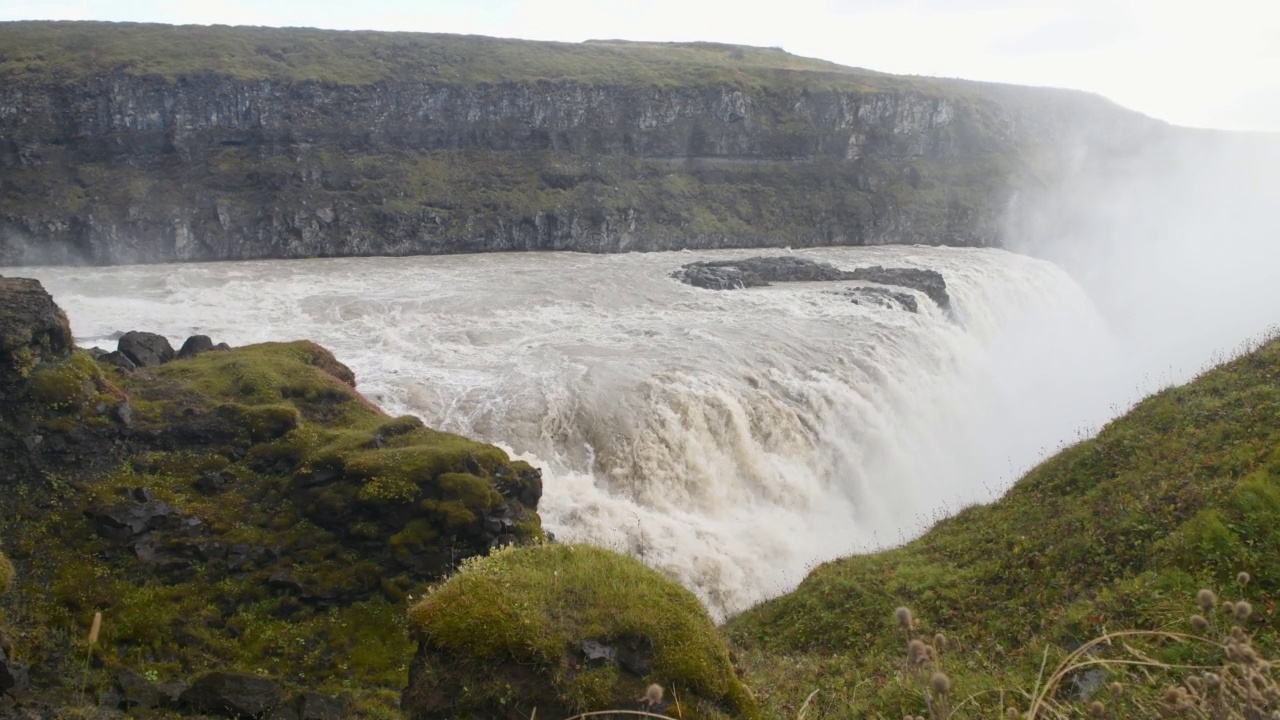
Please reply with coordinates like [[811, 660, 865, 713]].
[[0, 22, 1164, 265]]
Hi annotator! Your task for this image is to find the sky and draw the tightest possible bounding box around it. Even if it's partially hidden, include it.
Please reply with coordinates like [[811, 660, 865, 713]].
[[1, 0, 1278, 132]]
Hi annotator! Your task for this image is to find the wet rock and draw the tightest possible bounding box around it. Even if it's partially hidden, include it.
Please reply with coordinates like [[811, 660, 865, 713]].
[[117, 331, 175, 368], [177, 334, 216, 359], [849, 265, 949, 310], [673, 256, 850, 289], [672, 257, 951, 310], [674, 263, 767, 290], [180, 671, 283, 718], [833, 286, 919, 313]]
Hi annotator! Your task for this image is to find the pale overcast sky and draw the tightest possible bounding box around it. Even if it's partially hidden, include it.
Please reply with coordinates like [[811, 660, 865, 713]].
[[1, 0, 1277, 131]]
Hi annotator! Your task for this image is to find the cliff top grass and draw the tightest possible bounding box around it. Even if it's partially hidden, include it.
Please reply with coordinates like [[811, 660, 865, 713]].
[[405, 543, 758, 719], [725, 333, 1280, 717], [0, 19, 966, 94]]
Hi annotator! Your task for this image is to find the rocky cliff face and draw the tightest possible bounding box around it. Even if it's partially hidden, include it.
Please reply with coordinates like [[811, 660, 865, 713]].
[[0, 22, 1164, 265]]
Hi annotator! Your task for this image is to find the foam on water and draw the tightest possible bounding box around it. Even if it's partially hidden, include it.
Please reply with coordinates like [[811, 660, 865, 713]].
[[18, 246, 1121, 617]]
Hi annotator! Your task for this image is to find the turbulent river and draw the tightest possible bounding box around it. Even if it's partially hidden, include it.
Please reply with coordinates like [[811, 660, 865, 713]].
[[20, 246, 1136, 617]]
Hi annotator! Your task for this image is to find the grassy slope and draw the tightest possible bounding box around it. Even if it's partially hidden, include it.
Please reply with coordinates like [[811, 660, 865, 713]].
[[0, 20, 915, 91], [726, 335, 1280, 718], [406, 543, 758, 719]]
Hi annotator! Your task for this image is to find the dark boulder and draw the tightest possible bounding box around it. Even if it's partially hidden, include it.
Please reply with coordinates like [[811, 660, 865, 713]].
[[674, 263, 768, 290], [177, 334, 216, 359], [100, 350, 137, 371], [833, 286, 919, 313], [671, 257, 950, 310], [180, 671, 284, 718], [114, 668, 162, 710], [265, 692, 344, 720], [118, 331, 175, 367], [849, 265, 950, 311], [0, 277, 74, 386], [0, 645, 29, 693], [673, 255, 850, 289], [87, 488, 182, 541]]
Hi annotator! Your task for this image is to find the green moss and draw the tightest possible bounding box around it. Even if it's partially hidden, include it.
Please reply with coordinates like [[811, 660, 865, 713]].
[[0, 550, 12, 595], [0, 339, 542, 718], [727, 335, 1280, 718], [0, 21, 920, 92], [407, 543, 758, 718], [25, 351, 107, 411]]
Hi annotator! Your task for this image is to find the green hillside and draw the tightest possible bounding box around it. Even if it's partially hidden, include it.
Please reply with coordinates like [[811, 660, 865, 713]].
[[727, 334, 1280, 718], [0, 20, 913, 90]]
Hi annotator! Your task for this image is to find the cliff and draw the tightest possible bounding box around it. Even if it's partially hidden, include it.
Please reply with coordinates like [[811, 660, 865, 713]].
[[0, 21, 1165, 265]]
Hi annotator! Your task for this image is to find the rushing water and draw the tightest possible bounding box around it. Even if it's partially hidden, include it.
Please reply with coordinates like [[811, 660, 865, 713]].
[[17, 246, 1124, 617]]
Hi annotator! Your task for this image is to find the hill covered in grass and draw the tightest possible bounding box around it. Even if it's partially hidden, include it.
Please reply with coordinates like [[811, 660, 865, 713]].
[[726, 333, 1280, 717], [0, 21, 1164, 266]]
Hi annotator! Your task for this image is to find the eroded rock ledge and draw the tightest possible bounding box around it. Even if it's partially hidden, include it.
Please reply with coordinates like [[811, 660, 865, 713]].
[[672, 256, 950, 311]]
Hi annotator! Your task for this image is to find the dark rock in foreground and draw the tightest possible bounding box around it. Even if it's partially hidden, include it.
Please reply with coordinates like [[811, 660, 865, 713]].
[[673, 256, 950, 310], [181, 671, 283, 717]]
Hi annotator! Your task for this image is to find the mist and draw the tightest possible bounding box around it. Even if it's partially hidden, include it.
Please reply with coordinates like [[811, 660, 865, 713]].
[[1002, 127, 1280, 434]]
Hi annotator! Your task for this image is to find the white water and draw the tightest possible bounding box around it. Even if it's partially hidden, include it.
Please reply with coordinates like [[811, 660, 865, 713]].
[[18, 246, 1123, 617]]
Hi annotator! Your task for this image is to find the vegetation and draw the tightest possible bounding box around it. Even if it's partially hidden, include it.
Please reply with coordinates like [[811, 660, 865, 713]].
[[405, 543, 758, 719], [725, 334, 1280, 718], [1, 339, 541, 716], [0, 21, 921, 90]]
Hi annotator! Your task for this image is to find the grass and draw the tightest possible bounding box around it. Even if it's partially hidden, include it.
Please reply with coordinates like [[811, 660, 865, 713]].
[[0, 21, 915, 90], [405, 543, 758, 719], [725, 333, 1280, 718]]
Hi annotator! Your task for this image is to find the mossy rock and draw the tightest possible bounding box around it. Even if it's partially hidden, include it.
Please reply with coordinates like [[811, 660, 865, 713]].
[[404, 544, 759, 719], [1, 324, 545, 716], [0, 550, 12, 595]]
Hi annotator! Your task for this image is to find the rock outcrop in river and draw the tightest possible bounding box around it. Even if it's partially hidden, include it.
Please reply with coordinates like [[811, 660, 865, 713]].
[[673, 256, 950, 310]]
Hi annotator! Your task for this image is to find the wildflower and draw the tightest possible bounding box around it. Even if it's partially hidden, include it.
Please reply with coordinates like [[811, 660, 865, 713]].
[[1190, 614, 1208, 631], [933, 632, 948, 651], [1238, 571, 1251, 586], [1235, 600, 1253, 621], [1198, 588, 1218, 612], [895, 606, 913, 630], [640, 683, 663, 708], [1088, 700, 1105, 717], [929, 671, 951, 697]]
